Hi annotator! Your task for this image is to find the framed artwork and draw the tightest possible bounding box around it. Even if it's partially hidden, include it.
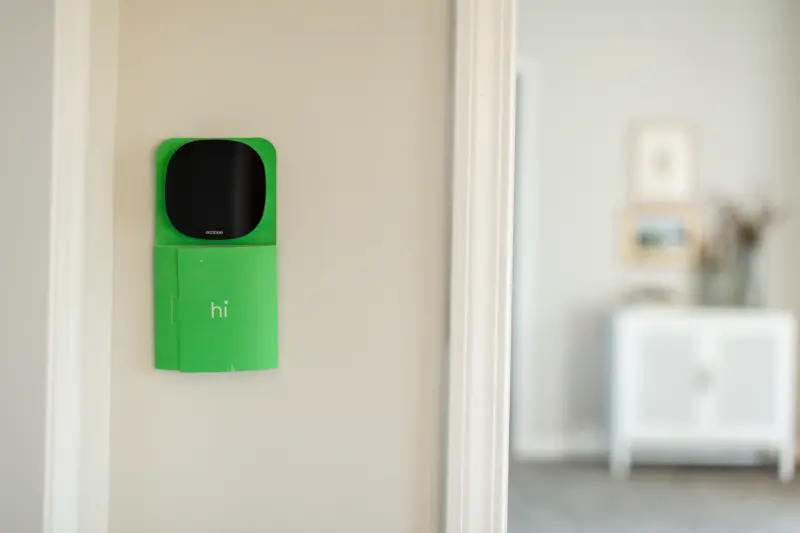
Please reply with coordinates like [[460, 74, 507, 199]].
[[630, 122, 696, 202], [621, 205, 701, 267]]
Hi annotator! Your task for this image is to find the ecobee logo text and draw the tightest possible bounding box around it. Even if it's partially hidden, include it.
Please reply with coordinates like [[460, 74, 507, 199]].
[[205, 230, 224, 235], [211, 300, 229, 319]]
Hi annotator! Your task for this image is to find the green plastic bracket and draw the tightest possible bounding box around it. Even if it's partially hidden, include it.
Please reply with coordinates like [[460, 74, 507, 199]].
[[154, 137, 278, 372]]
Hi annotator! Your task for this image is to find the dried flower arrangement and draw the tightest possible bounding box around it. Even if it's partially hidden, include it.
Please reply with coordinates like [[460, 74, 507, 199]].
[[698, 197, 782, 307]]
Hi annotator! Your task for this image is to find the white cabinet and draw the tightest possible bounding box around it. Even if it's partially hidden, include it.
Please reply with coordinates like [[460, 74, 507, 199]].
[[610, 308, 797, 482]]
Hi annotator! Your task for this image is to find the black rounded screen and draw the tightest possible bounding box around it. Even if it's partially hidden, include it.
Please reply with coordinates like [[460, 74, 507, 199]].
[[165, 140, 266, 240]]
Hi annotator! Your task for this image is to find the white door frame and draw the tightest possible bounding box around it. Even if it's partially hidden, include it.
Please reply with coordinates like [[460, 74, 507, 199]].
[[45, 0, 91, 530], [45, 0, 115, 532], [45, 0, 517, 532], [446, 0, 517, 532]]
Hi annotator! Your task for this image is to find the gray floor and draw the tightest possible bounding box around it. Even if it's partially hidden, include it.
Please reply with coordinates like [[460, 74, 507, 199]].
[[509, 462, 800, 533]]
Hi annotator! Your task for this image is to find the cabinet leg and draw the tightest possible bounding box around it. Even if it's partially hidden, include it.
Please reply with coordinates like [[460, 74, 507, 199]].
[[610, 445, 631, 479], [778, 445, 795, 483]]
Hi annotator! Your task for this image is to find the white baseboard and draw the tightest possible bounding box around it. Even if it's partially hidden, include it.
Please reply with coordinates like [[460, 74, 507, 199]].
[[513, 431, 769, 466], [513, 431, 607, 461]]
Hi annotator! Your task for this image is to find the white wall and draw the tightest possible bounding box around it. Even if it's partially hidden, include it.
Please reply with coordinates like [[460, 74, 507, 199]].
[[513, 0, 800, 457], [110, 1, 450, 532], [0, 2, 54, 531]]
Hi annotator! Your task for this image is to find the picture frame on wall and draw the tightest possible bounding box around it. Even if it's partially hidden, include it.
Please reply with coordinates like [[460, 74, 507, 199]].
[[621, 205, 701, 267], [630, 121, 696, 203]]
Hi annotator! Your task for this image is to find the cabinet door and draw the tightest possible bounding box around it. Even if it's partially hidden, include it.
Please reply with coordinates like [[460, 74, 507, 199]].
[[631, 323, 700, 438], [713, 330, 780, 437]]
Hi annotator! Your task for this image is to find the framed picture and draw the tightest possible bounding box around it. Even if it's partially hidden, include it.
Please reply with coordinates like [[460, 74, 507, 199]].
[[621, 205, 701, 267], [630, 122, 696, 202]]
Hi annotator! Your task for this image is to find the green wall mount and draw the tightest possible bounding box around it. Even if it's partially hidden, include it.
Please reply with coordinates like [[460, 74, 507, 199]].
[[154, 137, 278, 372]]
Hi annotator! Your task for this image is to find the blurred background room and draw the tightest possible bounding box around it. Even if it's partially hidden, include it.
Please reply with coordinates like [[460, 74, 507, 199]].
[[509, 1, 800, 531]]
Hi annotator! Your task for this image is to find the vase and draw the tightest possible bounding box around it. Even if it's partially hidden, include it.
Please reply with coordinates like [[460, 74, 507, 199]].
[[696, 265, 722, 307], [729, 245, 762, 307]]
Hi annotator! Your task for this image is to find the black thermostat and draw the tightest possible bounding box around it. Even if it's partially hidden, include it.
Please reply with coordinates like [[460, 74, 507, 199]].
[[165, 139, 266, 240]]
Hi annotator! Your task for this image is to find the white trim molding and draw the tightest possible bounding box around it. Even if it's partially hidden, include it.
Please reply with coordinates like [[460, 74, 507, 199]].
[[44, 0, 108, 532], [45, 0, 91, 529], [446, 0, 517, 532], [78, 0, 119, 531]]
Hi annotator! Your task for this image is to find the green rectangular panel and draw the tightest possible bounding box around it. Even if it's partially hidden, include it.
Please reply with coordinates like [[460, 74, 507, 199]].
[[154, 245, 278, 372]]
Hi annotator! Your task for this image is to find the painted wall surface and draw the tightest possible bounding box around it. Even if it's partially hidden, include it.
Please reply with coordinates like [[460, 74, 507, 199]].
[[110, 1, 450, 532], [0, 2, 54, 531], [514, 0, 800, 456]]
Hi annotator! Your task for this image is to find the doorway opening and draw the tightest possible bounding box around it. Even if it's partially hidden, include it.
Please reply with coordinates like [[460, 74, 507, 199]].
[[509, 2, 800, 531]]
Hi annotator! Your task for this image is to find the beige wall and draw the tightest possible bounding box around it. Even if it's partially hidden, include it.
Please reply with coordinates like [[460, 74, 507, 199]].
[[0, 2, 53, 531], [111, 1, 450, 532]]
